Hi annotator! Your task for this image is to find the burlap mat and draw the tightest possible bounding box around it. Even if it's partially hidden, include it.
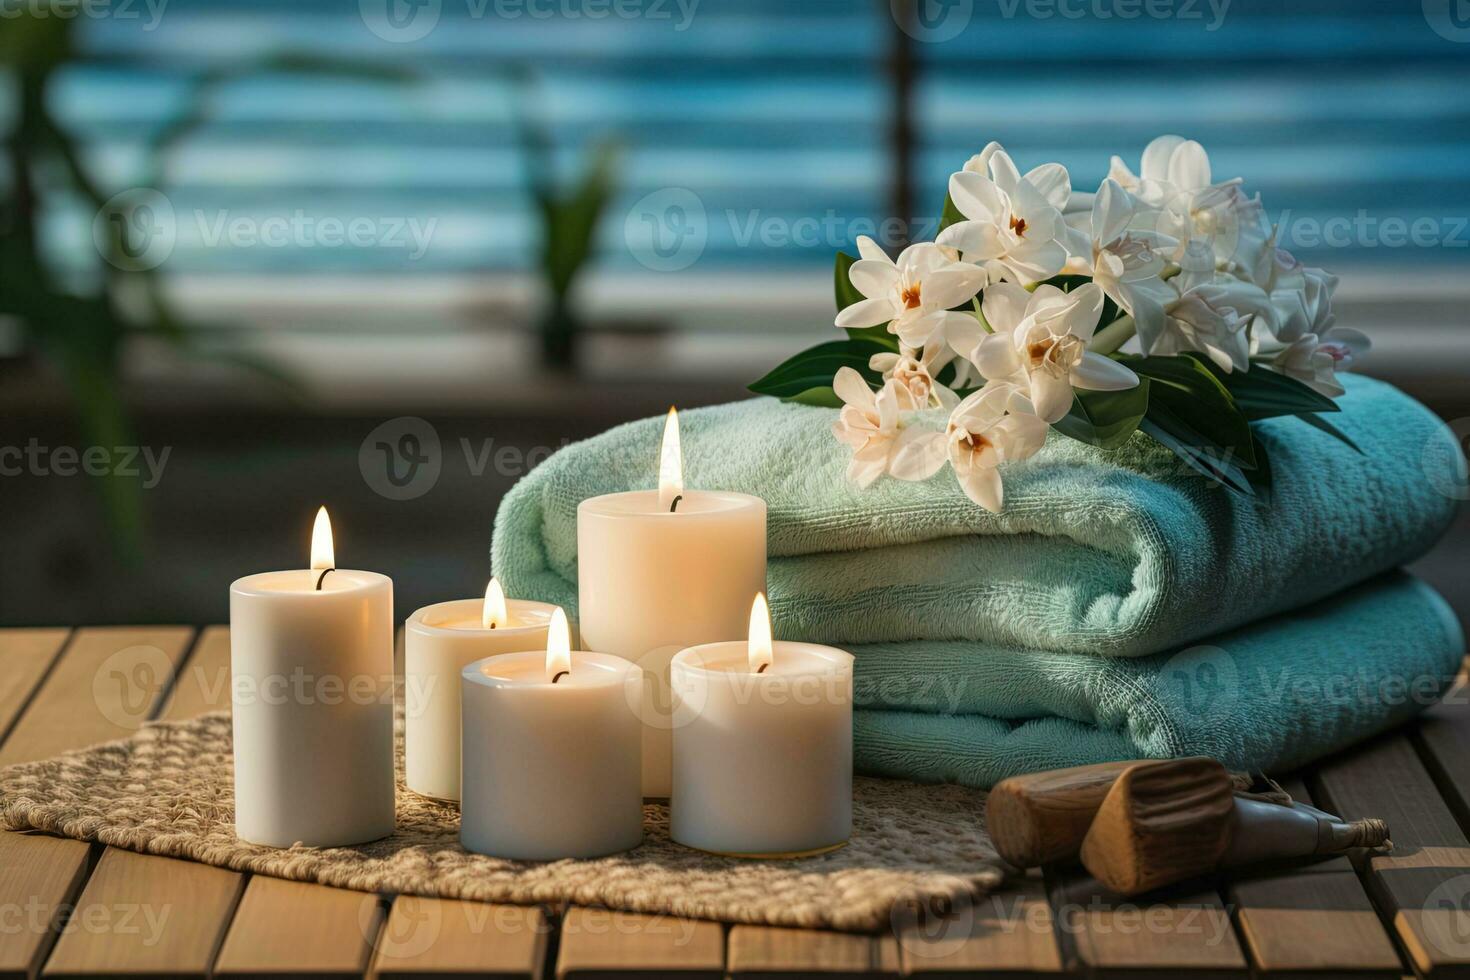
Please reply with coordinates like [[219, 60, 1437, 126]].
[[0, 711, 1005, 932]]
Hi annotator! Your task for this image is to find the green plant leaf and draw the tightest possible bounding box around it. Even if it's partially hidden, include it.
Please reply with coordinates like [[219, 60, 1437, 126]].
[[1051, 379, 1150, 449], [748, 339, 890, 401], [1297, 412, 1365, 453], [1203, 361, 1340, 420], [786, 386, 844, 408], [939, 193, 965, 233], [1123, 354, 1257, 469], [1139, 416, 1255, 497]]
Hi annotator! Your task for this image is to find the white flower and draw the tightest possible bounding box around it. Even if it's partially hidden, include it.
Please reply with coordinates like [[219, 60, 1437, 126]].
[[1272, 267, 1339, 345], [1142, 246, 1277, 373], [937, 144, 1071, 285], [943, 382, 1049, 512], [835, 237, 986, 349], [956, 282, 1140, 423], [831, 366, 941, 487], [1267, 328, 1370, 398], [1064, 178, 1177, 344], [869, 344, 959, 411]]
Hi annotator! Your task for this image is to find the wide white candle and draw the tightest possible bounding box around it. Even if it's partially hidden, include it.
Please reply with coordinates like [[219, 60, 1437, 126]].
[[460, 610, 644, 860], [578, 407, 766, 796], [404, 579, 558, 802], [229, 507, 395, 848], [670, 594, 853, 856]]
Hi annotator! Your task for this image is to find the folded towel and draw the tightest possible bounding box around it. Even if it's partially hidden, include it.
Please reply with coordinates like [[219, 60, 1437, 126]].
[[853, 573, 1463, 787], [493, 374, 1461, 657]]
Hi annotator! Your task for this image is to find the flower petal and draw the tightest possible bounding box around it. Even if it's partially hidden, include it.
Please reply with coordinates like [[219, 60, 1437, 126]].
[[975, 332, 1022, 382], [855, 235, 889, 263], [847, 258, 900, 300], [949, 171, 1004, 224], [1167, 139, 1212, 190], [922, 264, 987, 310], [981, 281, 1032, 335], [832, 366, 875, 408], [890, 427, 949, 481], [835, 297, 897, 329], [957, 462, 1004, 512], [1024, 162, 1071, 211], [1028, 370, 1075, 424], [1071, 352, 1141, 391]]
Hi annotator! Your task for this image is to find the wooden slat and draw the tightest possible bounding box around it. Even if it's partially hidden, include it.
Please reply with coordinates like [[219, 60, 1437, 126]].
[[1416, 684, 1470, 835], [0, 629, 70, 743], [556, 907, 724, 978], [1225, 773, 1402, 978], [1312, 732, 1470, 978], [1048, 873, 1249, 979], [214, 877, 381, 978], [896, 873, 1063, 976], [0, 833, 91, 980], [370, 897, 549, 979], [726, 924, 897, 978], [159, 626, 232, 721], [42, 848, 244, 979], [0, 626, 193, 766]]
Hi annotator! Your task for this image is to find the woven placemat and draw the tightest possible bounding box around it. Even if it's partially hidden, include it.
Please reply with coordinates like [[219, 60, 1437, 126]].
[[0, 711, 1006, 932]]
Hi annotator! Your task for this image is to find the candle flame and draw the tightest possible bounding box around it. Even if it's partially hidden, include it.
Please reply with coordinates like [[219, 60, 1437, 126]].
[[546, 607, 572, 682], [657, 406, 683, 511], [483, 578, 508, 629], [310, 506, 334, 570], [748, 592, 774, 674]]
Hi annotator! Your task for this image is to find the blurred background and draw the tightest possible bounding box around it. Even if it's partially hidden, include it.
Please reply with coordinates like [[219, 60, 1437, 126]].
[[2, 0, 1467, 627]]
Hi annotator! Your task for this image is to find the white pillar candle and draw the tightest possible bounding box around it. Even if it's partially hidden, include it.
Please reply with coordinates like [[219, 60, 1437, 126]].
[[460, 610, 644, 860], [229, 507, 395, 848], [670, 594, 853, 857], [404, 579, 558, 802], [577, 408, 766, 796]]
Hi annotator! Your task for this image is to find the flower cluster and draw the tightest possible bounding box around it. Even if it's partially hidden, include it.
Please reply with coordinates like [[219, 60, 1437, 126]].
[[755, 135, 1370, 511]]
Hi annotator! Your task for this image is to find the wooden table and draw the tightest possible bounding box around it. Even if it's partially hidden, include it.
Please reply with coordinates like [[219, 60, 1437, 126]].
[[2, 626, 1468, 979]]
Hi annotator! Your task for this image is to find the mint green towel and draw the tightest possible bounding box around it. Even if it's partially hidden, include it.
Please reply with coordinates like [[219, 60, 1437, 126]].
[[850, 573, 1463, 786], [492, 374, 1461, 657]]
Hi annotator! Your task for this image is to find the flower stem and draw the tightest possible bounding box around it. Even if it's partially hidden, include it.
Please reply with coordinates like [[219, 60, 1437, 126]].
[[1090, 315, 1136, 355]]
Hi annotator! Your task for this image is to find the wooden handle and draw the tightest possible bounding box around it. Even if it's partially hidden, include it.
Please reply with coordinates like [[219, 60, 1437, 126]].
[[987, 760, 1143, 867]]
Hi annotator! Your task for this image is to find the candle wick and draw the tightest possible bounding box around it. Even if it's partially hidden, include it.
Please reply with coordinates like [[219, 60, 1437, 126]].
[[669, 494, 683, 513], [756, 662, 769, 674], [489, 623, 497, 629], [551, 670, 570, 684], [314, 568, 335, 591]]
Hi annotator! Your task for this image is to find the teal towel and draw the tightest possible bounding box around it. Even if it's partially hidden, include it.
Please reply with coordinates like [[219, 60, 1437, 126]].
[[849, 574, 1463, 786], [492, 374, 1461, 657]]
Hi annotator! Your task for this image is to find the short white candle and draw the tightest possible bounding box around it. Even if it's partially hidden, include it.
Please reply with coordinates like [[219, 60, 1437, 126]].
[[404, 579, 558, 802], [460, 609, 644, 860], [670, 594, 853, 857], [229, 507, 396, 848], [578, 407, 766, 797]]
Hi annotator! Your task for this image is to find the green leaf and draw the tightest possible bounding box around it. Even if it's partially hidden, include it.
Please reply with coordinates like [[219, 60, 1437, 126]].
[[1051, 379, 1150, 449], [1123, 354, 1257, 469], [1139, 416, 1255, 497], [748, 339, 891, 401], [1204, 361, 1340, 420], [939, 194, 965, 233], [786, 386, 843, 408], [1297, 412, 1364, 454]]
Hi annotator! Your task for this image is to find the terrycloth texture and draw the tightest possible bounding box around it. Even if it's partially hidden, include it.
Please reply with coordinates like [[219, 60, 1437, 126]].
[[851, 574, 1464, 787], [493, 374, 1461, 657], [0, 710, 1004, 932]]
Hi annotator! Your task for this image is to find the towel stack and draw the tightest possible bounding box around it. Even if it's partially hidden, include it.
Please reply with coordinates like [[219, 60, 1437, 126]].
[[492, 374, 1465, 788]]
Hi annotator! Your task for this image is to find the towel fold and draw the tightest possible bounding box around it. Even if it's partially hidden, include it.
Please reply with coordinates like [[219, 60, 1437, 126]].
[[493, 374, 1461, 657], [849, 573, 1464, 787]]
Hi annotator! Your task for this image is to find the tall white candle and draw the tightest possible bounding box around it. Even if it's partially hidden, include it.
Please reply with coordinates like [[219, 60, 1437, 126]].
[[578, 407, 766, 796], [670, 594, 852, 856], [404, 579, 558, 802], [460, 609, 644, 860], [229, 507, 395, 848]]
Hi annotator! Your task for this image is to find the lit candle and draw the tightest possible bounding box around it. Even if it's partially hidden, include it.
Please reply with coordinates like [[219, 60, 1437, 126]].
[[404, 578, 559, 801], [577, 407, 767, 796], [670, 594, 853, 857], [229, 507, 395, 848], [459, 609, 644, 860]]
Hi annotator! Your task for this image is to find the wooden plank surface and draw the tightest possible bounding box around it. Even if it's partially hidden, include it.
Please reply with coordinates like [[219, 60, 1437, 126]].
[[0, 833, 92, 980], [214, 877, 381, 978], [1312, 732, 1470, 978], [0, 626, 194, 766], [159, 625, 232, 721], [0, 629, 70, 744], [42, 847, 244, 979], [727, 924, 897, 978], [896, 873, 1063, 977], [1226, 774, 1402, 978], [556, 907, 724, 978], [370, 897, 549, 979], [1048, 873, 1248, 979]]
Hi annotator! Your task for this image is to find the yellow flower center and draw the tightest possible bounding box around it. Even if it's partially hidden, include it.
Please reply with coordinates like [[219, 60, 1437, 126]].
[[1009, 214, 1028, 238], [900, 283, 922, 310]]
